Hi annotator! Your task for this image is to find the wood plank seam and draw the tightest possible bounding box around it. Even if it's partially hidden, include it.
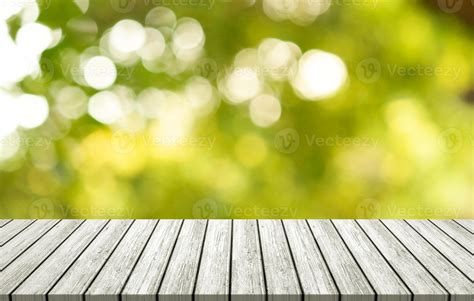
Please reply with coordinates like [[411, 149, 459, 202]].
[[0, 220, 61, 271], [0, 220, 36, 247], [428, 220, 472, 254], [80, 220, 136, 297], [6, 220, 86, 297], [280, 220, 305, 298], [329, 220, 378, 299], [404, 220, 472, 281], [304, 219, 342, 298], [255, 220, 268, 297], [228, 219, 234, 298], [154, 220, 185, 296], [353, 220, 415, 299], [378, 220, 452, 296], [192, 220, 210, 297], [119, 220, 161, 297], [452, 220, 473, 234], [43, 220, 111, 297]]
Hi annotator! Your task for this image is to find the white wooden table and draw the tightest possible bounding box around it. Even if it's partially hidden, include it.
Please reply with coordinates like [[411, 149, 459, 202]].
[[0, 219, 472, 301]]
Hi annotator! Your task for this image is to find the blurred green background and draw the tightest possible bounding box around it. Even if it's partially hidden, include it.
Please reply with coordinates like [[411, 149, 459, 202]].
[[0, 0, 472, 219]]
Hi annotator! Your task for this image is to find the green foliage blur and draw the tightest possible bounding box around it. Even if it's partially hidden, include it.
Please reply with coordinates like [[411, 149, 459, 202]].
[[0, 0, 472, 219]]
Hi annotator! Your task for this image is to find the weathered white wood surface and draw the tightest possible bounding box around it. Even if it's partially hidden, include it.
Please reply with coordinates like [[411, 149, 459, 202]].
[[430, 220, 473, 253], [382, 220, 472, 301], [0, 220, 35, 246], [0, 219, 11, 227], [1, 219, 472, 301], [454, 219, 473, 233]]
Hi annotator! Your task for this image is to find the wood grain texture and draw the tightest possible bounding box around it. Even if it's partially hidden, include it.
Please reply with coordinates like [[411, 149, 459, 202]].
[[48, 220, 133, 301], [194, 220, 232, 301], [0, 220, 59, 270], [0, 220, 35, 246], [85, 220, 157, 301], [282, 220, 338, 301], [454, 220, 473, 233], [122, 220, 183, 301], [158, 219, 208, 301], [258, 220, 302, 301], [332, 220, 411, 301], [0, 219, 11, 227], [382, 220, 472, 301], [231, 220, 265, 301], [430, 220, 473, 253], [12, 220, 108, 301], [0, 220, 83, 301], [307, 220, 374, 301], [407, 220, 473, 280], [357, 220, 448, 301]]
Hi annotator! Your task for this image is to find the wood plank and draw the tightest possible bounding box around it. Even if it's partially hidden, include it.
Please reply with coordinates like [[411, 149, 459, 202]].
[[195, 220, 232, 301], [381, 220, 471, 301], [282, 220, 338, 301], [158, 219, 208, 301], [0, 219, 11, 227], [332, 220, 411, 301], [0, 220, 36, 246], [12, 220, 108, 301], [48, 220, 133, 301], [407, 220, 473, 280], [0, 220, 83, 301], [307, 220, 374, 301], [357, 220, 448, 301], [430, 220, 473, 253], [122, 220, 183, 301], [231, 220, 265, 301], [454, 220, 473, 233], [258, 220, 302, 301], [85, 220, 157, 301], [0, 220, 59, 270]]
